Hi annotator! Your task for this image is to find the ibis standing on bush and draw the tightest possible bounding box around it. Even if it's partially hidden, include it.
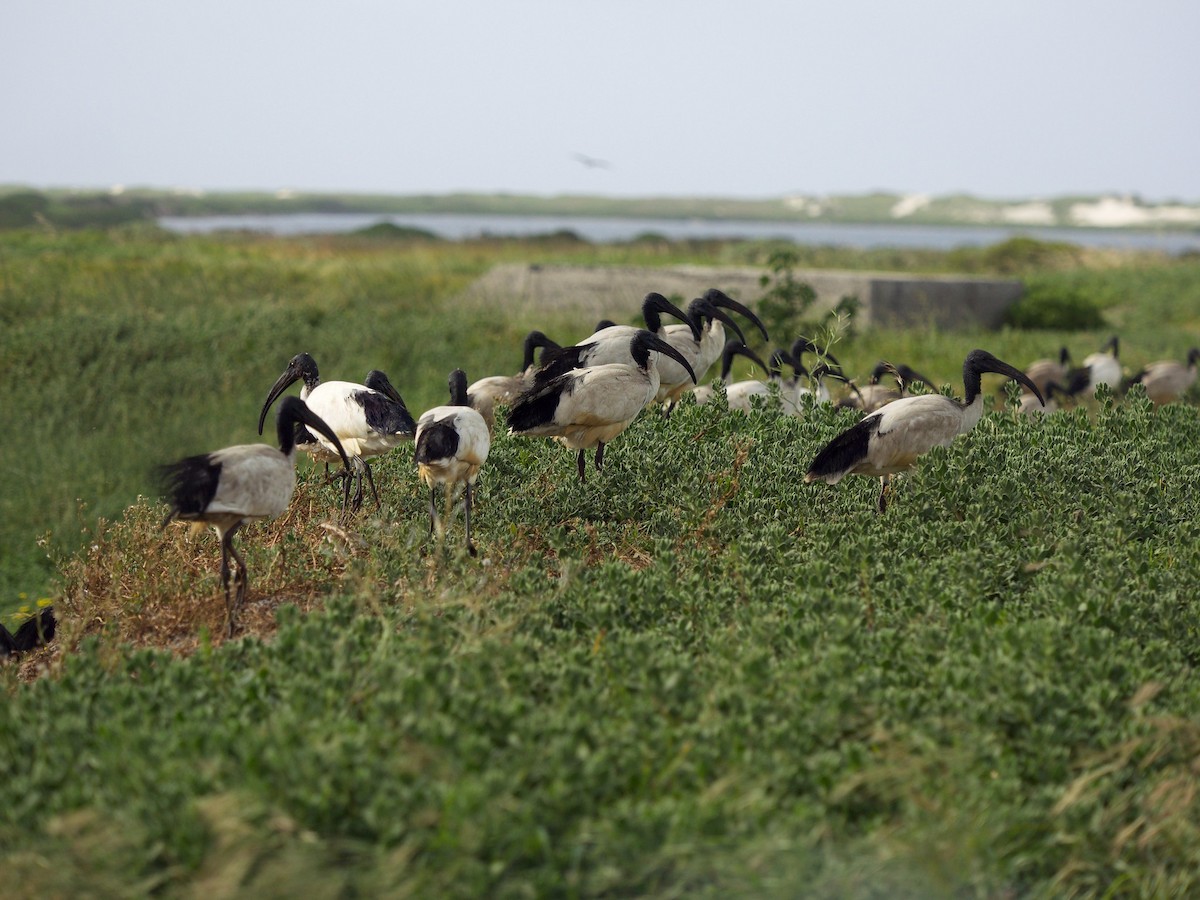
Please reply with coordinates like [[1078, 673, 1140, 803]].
[[159, 396, 351, 636], [508, 330, 697, 481], [805, 349, 1044, 512], [258, 353, 416, 512], [415, 369, 491, 556]]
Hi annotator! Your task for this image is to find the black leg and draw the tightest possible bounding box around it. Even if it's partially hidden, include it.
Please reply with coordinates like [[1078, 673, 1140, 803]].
[[428, 486, 438, 536], [877, 475, 890, 514], [339, 463, 353, 513], [350, 457, 366, 511], [595, 442, 605, 471], [576, 449, 586, 482], [465, 483, 477, 557], [363, 459, 381, 510], [218, 529, 233, 628], [221, 522, 246, 637]]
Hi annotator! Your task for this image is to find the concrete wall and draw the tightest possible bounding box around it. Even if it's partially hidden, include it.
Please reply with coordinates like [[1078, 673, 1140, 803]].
[[459, 263, 1023, 331]]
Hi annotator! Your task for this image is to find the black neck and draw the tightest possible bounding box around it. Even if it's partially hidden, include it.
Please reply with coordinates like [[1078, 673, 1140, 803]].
[[449, 369, 469, 406]]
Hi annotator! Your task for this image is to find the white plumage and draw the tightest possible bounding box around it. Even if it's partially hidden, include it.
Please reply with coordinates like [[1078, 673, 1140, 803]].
[[530, 293, 699, 388], [508, 330, 697, 480], [1024, 346, 1072, 397], [1081, 336, 1122, 394], [258, 353, 416, 511], [159, 396, 350, 636], [806, 349, 1044, 512], [466, 330, 561, 433], [415, 369, 492, 555], [1126, 348, 1199, 405], [654, 293, 765, 409]]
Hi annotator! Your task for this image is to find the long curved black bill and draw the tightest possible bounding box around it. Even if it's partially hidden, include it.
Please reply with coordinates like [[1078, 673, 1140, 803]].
[[969, 349, 1046, 407], [704, 288, 770, 342], [258, 365, 301, 435], [691, 297, 746, 345], [640, 332, 699, 384], [643, 292, 702, 342]]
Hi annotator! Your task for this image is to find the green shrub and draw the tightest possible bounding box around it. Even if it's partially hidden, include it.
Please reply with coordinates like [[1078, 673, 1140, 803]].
[[1004, 282, 1107, 330]]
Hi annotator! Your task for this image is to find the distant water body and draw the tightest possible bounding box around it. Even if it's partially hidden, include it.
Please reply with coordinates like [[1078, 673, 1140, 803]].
[[158, 211, 1200, 254]]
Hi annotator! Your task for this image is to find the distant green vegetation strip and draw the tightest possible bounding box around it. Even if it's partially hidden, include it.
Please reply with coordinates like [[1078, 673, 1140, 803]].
[[3, 185, 1199, 230]]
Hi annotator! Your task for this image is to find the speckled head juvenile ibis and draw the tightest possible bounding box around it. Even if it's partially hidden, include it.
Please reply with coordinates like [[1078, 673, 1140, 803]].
[[159, 396, 351, 636], [1126, 348, 1200, 405], [415, 369, 492, 556], [508, 330, 698, 481], [258, 353, 416, 512], [805, 349, 1044, 512]]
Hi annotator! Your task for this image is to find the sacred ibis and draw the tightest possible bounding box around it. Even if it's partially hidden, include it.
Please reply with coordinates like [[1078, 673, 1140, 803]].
[[691, 288, 770, 380], [467, 330, 561, 433], [258, 353, 416, 512], [1024, 346, 1072, 397], [509, 330, 697, 481], [805, 349, 1044, 512], [653, 295, 753, 410], [691, 340, 781, 411], [1018, 379, 1071, 416], [838, 361, 934, 413], [415, 369, 491, 556], [532, 292, 700, 385], [1076, 336, 1122, 396], [1125, 348, 1200, 405], [159, 396, 351, 636]]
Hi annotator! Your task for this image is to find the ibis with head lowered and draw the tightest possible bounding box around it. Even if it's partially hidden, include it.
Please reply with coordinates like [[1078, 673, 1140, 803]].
[[806, 349, 1044, 512], [415, 369, 491, 556], [1123, 348, 1199, 406]]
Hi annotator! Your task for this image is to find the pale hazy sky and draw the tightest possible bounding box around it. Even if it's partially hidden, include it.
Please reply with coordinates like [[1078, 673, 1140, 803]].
[[4, 0, 1198, 201]]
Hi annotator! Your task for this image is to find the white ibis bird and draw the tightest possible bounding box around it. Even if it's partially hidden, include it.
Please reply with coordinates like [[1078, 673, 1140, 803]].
[[838, 361, 935, 413], [653, 295, 753, 410], [1077, 336, 1122, 396], [691, 288, 770, 382], [258, 353, 416, 512], [532, 292, 701, 384], [509, 330, 698, 481], [806, 349, 1044, 512], [159, 396, 351, 636], [415, 369, 491, 556], [1018, 379, 1072, 416], [1125, 348, 1200, 405], [692, 340, 781, 410], [787, 338, 853, 407], [467, 331, 561, 433], [1024, 346, 1072, 396]]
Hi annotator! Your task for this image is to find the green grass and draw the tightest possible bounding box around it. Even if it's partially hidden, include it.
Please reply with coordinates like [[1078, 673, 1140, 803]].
[[2, 227, 1200, 895], [2, 227, 1198, 608]]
